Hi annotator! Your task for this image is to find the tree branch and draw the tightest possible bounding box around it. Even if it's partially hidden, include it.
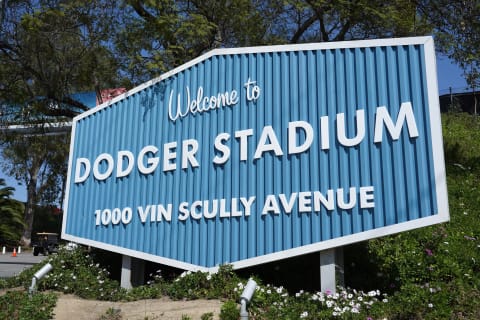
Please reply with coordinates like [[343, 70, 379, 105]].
[[291, 15, 318, 43], [128, 0, 157, 24]]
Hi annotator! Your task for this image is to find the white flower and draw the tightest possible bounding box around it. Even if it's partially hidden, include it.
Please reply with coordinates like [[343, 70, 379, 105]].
[[383, 298, 389, 303], [276, 287, 283, 294], [206, 274, 212, 281], [267, 289, 271, 294], [428, 303, 433, 308], [300, 311, 308, 318], [351, 307, 359, 313]]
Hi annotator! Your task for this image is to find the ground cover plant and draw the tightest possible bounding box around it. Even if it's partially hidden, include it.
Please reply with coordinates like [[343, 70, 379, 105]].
[[0, 290, 57, 320], [1, 112, 479, 319]]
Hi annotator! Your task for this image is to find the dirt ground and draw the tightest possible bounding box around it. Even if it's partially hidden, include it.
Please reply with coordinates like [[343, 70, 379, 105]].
[[53, 294, 223, 320]]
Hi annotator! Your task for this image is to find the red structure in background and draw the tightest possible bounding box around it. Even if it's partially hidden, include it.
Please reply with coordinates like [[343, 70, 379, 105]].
[[96, 88, 127, 106]]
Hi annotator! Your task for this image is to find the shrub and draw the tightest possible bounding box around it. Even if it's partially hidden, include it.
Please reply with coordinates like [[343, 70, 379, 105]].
[[0, 291, 57, 320], [366, 113, 480, 319], [166, 265, 241, 300], [219, 300, 238, 320], [8, 246, 126, 301]]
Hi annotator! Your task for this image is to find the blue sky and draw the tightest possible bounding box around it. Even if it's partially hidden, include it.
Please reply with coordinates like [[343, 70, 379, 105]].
[[0, 53, 470, 203]]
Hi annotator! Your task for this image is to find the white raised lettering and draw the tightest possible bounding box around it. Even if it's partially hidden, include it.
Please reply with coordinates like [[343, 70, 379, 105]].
[[213, 133, 231, 164], [163, 142, 177, 171], [360, 186, 375, 208], [288, 121, 314, 154], [235, 129, 254, 161], [254, 126, 283, 159], [138, 145, 159, 175], [117, 150, 134, 178], [93, 153, 114, 181], [75, 158, 91, 183], [262, 194, 280, 215], [337, 109, 365, 147], [182, 139, 199, 169], [374, 102, 419, 143]]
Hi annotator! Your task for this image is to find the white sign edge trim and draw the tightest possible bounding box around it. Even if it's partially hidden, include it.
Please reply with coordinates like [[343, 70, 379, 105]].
[[62, 213, 449, 272], [61, 119, 77, 238], [62, 35, 450, 271], [423, 38, 450, 223], [71, 36, 434, 123], [60, 233, 210, 272]]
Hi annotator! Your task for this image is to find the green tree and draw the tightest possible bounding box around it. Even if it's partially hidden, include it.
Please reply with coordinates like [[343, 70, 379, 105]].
[[0, 178, 25, 246], [0, 0, 123, 245], [1, 133, 69, 246], [418, 0, 480, 112], [0, 0, 122, 120], [278, 0, 430, 43], [117, 0, 283, 84], [118, 0, 431, 84]]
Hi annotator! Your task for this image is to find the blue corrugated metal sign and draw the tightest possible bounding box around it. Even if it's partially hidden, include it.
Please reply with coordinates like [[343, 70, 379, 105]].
[[62, 37, 449, 270]]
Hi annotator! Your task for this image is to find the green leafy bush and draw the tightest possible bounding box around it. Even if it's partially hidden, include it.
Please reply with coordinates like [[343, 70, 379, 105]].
[[0, 291, 57, 320], [8, 246, 126, 301], [166, 265, 240, 300], [366, 113, 480, 319], [219, 300, 238, 320]]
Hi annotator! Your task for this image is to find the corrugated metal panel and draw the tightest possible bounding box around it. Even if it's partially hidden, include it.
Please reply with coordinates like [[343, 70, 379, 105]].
[[63, 37, 448, 270]]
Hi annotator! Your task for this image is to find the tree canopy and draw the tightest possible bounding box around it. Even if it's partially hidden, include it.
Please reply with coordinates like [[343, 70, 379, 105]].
[[0, 178, 24, 246], [0, 0, 122, 121], [117, 0, 431, 84], [419, 0, 480, 89]]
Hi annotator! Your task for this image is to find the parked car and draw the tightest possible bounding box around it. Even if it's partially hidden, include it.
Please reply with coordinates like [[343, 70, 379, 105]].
[[32, 232, 59, 256]]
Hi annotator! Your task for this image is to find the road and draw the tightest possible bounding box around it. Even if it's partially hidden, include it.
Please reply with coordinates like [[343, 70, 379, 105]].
[[0, 251, 47, 278]]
